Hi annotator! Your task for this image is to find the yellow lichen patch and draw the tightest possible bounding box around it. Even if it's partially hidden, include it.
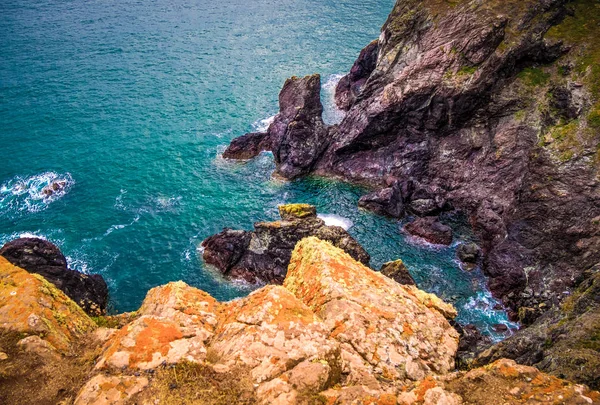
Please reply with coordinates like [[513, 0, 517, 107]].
[[0, 256, 96, 352], [278, 203, 317, 220]]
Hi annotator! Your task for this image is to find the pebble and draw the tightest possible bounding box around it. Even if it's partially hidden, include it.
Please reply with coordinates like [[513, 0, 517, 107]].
[[0, 352, 8, 361]]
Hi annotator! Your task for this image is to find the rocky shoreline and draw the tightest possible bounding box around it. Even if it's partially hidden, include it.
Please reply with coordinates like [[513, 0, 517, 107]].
[[223, 0, 600, 389]]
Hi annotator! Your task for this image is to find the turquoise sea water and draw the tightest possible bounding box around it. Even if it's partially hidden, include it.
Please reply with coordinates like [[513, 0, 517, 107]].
[[0, 0, 516, 339]]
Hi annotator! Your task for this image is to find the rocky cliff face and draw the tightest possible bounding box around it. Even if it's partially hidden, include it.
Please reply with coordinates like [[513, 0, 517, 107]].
[[226, 0, 600, 362], [2, 238, 598, 404]]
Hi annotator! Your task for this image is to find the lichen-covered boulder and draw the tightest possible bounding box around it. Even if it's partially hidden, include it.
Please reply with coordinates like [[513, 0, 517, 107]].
[[284, 237, 458, 387], [95, 281, 219, 370], [74, 375, 149, 405], [0, 256, 96, 352]]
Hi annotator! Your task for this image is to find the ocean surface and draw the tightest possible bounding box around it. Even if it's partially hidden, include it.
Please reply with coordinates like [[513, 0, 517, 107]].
[[0, 0, 516, 339]]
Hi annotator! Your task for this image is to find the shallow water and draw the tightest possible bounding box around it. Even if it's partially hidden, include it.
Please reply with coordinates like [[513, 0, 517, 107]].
[[0, 0, 516, 340]]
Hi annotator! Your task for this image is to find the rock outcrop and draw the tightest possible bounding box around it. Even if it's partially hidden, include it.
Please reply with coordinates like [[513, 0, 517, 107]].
[[334, 39, 379, 111], [3, 238, 598, 404], [0, 237, 109, 316], [225, 0, 600, 348], [224, 74, 331, 179], [380, 259, 416, 285], [201, 204, 369, 283]]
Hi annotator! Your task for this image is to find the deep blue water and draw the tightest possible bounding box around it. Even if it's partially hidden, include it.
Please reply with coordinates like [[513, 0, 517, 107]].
[[0, 0, 516, 339]]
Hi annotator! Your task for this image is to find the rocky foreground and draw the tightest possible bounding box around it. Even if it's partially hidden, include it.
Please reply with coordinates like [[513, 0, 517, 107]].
[[1, 237, 598, 404]]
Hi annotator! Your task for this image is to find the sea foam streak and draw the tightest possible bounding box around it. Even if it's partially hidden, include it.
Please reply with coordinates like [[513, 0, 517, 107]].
[[0, 172, 74, 216], [322, 74, 346, 125], [318, 213, 353, 230], [252, 115, 276, 133]]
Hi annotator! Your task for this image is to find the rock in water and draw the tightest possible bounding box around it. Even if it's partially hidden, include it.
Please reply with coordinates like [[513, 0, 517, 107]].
[[380, 259, 415, 285], [457, 242, 481, 264], [224, 74, 330, 179], [0, 238, 109, 316], [404, 216, 453, 245], [222, 131, 270, 160], [334, 39, 379, 111], [201, 203, 369, 284], [358, 181, 405, 218]]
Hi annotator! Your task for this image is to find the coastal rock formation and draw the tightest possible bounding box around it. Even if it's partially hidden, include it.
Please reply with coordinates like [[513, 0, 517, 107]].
[[227, 0, 600, 333], [334, 39, 379, 111], [405, 216, 453, 245], [201, 203, 369, 283], [457, 242, 481, 264], [0, 237, 109, 316], [2, 237, 598, 404], [475, 268, 600, 390], [224, 74, 330, 179]]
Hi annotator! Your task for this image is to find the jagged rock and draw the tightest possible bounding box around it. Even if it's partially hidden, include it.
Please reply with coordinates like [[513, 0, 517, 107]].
[[225, 74, 330, 179], [0, 256, 97, 352], [380, 259, 416, 285], [335, 39, 379, 111], [0, 238, 108, 316], [397, 359, 599, 405], [451, 322, 492, 369], [269, 74, 330, 179], [222, 131, 270, 160], [201, 204, 369, 284], [285, 237, 458, 386], [475, 270, 600, 390], [405, 217, 453, 245], [358, 182, 405, 217], [456, 243, 481, 264]]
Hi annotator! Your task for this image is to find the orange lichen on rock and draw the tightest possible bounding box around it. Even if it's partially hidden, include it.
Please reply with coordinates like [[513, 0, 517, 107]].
[[0, 256, 96, 352], [284, 237, 459, 385]]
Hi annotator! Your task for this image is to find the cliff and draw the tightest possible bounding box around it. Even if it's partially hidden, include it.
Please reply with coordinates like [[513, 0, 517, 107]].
[[224, 0, 600, 389], [1, 239, 598, 404]]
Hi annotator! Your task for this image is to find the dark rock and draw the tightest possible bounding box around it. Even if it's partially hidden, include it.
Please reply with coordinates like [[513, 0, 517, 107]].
[[222, 132, 270, 160], [492, 323, 509, 332], [380, 259, 415, 285], [358, 183, 404, 218], [457, 242, 481, 264], [475, 269, 600, 390], [335, 40, 379, 111], [404, 217, 453, 245], [451, 322, 493, 369], [201, 204, 369, 284], [268, 75, 330, 179], [0, 238, 109, 316]]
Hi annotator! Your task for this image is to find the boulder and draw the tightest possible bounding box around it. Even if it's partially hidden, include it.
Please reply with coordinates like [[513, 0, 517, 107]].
[[222, 132, 270, 160], [0, 256, 96, 352], [201, 204, 369, 284], [335, 40, 379, 111], [456, 242, 481, 264], [358, 183, 405, 218], [0, 238, 108, 316], [405, 217, 453, 245], [380, 259, 416, 285]]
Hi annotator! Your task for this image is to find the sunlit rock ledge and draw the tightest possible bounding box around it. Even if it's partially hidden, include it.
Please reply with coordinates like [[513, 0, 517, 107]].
[[1, 238, 598, 404]]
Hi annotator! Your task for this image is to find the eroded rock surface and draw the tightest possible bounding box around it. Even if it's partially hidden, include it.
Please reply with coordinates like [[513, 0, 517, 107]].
[[405, 216, 453, 245], [335, 39, 379, 111], [0, 237, 108, 316], [201, 203, 369, 284]]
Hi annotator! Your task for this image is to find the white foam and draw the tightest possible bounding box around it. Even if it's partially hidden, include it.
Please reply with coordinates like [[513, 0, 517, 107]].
[[318, 213, 353, 230], [252, 115, 276, 133], [322, 73, 347, 125], [0, 172, 74, 215]]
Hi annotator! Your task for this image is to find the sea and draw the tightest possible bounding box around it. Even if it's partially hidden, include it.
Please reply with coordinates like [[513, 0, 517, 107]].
[[0, 0, 517, 340]]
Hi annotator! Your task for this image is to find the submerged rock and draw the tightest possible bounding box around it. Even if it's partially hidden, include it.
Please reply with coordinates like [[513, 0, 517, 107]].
[[380, 259, 415, 285], [334, 39, 379, 111], [405, 216, 453, 245], [201, 203, 369, 284], [0, 238, 108, 316]]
